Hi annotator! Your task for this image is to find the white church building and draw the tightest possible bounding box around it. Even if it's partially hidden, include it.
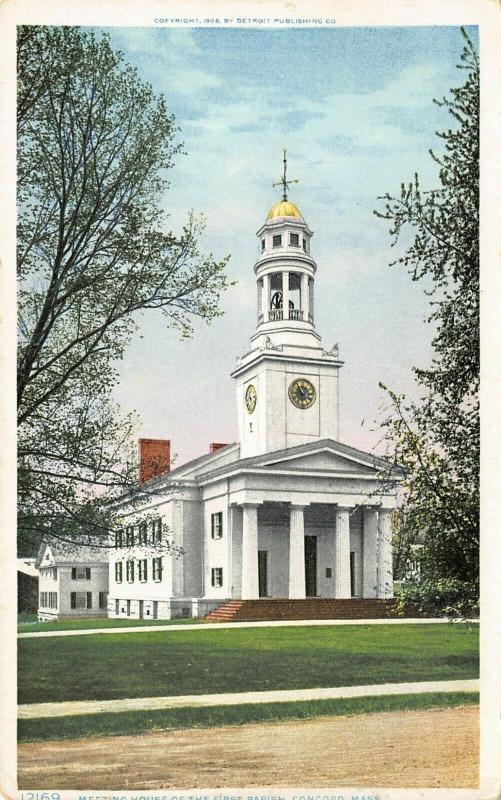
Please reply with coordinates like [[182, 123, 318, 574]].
[[108, 163, 401, 621]]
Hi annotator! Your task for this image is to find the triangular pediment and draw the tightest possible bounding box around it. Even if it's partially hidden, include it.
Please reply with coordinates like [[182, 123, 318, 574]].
[[194, 439, 401, 484], [263, 451, 375, 473], [256, 440, 391, 476], [35, 542, 55, 569]]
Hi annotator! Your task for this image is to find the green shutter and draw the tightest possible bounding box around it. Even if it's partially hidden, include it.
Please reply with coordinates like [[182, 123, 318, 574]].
[[86, 567, 91, 579], [87, 592, 92, 609], [70, 592, 76, 609], [71, 568, 76, 579]]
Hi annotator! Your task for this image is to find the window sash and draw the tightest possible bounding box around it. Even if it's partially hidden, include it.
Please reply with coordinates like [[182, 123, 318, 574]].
[[126, 560, 135, 582], [71, 592, 88, 609], [138, 522, 148, 545], [71, 567, 90, 580], [211, 512, 223, 539], [211, 567, 223, 587], [153, 557, 163, 581], [138, 559, 148, 582], [126, 525, 135, 547], [115, 561, 123, 582], [152, 518, 162, 544]]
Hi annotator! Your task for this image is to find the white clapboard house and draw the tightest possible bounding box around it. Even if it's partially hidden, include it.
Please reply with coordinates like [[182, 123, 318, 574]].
[[36, 539, 109, 621]]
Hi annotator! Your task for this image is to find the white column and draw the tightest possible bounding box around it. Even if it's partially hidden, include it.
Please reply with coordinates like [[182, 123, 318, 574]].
[[377, 508, 394, 598], [263, 273, 270, 322], [282, 271, 290, 320], [335, 506, 351, 598], [288, 505, 306, 598], [241, 504, 259, 599], [362, 507, 379, 598], [300, 273, 309, 321]]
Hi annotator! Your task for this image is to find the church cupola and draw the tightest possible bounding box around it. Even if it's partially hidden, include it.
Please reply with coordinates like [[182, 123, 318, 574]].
[[252, 149, 318, 350]]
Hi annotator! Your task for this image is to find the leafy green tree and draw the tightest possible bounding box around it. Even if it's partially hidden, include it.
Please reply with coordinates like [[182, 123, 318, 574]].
[[375, 29, 479, 587], [17, 26, 230, 551]]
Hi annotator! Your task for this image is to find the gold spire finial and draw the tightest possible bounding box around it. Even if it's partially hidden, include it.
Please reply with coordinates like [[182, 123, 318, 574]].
[[273, 147, 299, 201]]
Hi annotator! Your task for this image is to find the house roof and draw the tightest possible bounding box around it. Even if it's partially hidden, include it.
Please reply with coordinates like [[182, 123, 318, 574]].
[[17, 559, 39, 577], [35, 538, 110, 569]]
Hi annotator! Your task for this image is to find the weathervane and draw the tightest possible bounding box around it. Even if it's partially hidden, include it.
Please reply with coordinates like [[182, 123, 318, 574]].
[[273, 147, 299, 201]]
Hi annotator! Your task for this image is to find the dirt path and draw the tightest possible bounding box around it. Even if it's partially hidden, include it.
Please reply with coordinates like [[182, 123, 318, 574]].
[[18, 705, 479, 790]]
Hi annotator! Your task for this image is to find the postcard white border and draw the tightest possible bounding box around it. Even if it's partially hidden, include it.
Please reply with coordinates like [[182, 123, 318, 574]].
[[1, 1, 499, 798]]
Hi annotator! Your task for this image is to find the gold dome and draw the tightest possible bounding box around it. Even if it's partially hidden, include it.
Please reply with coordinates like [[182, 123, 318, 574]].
[[267, 200, 303, 220]]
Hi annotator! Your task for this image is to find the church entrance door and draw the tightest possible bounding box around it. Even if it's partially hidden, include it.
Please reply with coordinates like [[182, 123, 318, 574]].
[[305, 535, 317, 597], [350, 551, 356, 597], [258, 550, 268, 597]]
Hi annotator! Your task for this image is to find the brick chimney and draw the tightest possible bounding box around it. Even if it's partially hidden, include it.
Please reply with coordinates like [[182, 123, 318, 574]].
[[139, 438, 171, 483], [210, 442, 229, 454]]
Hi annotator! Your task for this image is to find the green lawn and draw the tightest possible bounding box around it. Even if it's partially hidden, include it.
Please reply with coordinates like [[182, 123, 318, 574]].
[[18, 623, 479, 705], [18, 616, 202, 633], [18, 691, 479, 743], [17, 613, 38, 624]]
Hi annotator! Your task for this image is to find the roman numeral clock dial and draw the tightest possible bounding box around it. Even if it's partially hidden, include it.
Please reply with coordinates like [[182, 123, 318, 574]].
[[288, 378, 316, 409]]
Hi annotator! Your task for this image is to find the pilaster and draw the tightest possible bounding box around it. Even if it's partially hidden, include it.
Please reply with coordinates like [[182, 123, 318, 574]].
[[282, 271, 290, 320], [377, 508, 394, 598], [263, 273, 270, 322]]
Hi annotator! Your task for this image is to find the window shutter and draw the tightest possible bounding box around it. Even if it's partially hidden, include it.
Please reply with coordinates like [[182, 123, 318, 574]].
[[211, 514, 214, 539], [71, 568, 76, 580], [86, 567, 91, 579], [71, 592, 76, 609], [87, 592, 92, 609], [211, 568, 215, 587]]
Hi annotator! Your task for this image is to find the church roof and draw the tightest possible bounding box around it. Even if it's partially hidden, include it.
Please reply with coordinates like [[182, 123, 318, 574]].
[[194, 438, 404, 484], [267, 200, 303, 220]]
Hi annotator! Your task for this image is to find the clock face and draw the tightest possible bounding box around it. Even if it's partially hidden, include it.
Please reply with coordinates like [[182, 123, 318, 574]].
[[288, 378, 316, 409], [245, 384, 257, 414]]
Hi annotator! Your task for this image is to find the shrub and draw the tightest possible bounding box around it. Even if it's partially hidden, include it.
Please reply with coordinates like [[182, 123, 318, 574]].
[[394, 577, 479, 618]]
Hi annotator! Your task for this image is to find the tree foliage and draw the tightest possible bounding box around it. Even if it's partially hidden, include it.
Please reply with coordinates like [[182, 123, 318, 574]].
[[17, 26, 231, 551], [375, 29, 479, 586]]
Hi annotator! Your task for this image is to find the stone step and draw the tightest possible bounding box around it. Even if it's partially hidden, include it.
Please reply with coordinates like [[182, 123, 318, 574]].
[[204, 597, 404, 623]]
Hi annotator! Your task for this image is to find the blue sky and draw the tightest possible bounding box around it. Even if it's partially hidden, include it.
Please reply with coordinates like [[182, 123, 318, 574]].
[[101, 25, 478, 465]]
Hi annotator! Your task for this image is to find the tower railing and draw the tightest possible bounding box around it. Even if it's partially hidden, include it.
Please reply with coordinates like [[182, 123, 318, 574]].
[[265, 308, 306, 322]]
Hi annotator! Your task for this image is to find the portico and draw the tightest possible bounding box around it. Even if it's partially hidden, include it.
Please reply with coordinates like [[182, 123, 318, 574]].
[[226, 494, 395, 601]]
